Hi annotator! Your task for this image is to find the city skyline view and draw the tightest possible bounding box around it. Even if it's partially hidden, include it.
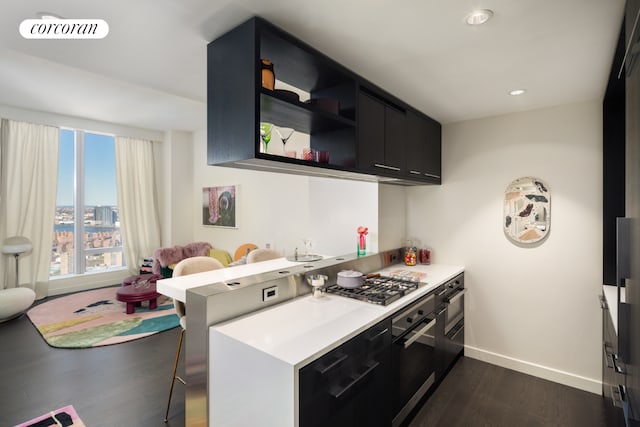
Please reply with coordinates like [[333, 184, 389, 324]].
[[51, 129, 124, 276], [57, 129, 118, 206]]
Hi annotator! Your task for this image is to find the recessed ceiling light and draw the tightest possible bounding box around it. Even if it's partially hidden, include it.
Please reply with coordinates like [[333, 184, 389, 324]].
[[465, 9, 494, 26], [509, 89, 526, 96], [36, 12, 64, 20]]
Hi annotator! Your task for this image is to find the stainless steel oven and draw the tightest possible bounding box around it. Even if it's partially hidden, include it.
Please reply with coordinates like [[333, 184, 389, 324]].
[[443, 274, 465, 335], [436, 273, 465, 378], [391, 292, 437, 427]]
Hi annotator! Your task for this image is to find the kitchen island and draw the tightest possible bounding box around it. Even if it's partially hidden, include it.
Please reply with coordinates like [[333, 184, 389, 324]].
[[209, 263, 464, 427]]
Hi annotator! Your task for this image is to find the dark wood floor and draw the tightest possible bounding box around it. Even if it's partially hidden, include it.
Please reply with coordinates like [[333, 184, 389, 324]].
[[1, 311, 185, 427], [408, 357, 608, 427], [2, 309, 607, 427]]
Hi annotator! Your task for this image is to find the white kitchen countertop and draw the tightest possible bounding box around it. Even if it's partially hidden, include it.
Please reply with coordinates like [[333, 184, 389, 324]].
[[211, 263, 464, 368], [603, 284, 625, 334], [156, 257, 320, 302]]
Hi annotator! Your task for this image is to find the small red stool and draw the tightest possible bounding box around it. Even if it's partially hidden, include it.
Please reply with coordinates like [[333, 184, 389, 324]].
[[116, 274, 162, 314]]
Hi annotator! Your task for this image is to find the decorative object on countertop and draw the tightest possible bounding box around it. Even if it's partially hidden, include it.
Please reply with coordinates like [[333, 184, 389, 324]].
[[285, 247, 322, 262], [203, 185, 237, 228], [503, 177, 550, 245], [306, 274, 328, 298], [418, 247, 431, 265], [357, 226, 368, 256], [260, 58, 275, 90], [259, 122, 273, 153], [404, 241, 417, 266]]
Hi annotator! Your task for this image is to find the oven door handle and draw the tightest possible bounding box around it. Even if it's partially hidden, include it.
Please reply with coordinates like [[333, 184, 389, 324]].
[[445, 289, 466, 304], [404, 318, 436, 349]]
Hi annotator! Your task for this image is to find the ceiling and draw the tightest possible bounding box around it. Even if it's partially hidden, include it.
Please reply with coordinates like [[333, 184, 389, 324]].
[[0, 0, 626, 132]]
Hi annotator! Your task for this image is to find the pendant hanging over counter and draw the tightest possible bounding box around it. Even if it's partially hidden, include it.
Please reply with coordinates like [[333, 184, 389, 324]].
[[503, 177, 550, 245]]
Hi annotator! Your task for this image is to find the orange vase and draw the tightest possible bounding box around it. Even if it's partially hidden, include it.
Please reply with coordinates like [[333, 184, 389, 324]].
[[261, 59, 275, 90]]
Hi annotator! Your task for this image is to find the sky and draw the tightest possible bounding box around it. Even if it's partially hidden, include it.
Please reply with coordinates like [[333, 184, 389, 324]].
[[56, 129, 118, 206]]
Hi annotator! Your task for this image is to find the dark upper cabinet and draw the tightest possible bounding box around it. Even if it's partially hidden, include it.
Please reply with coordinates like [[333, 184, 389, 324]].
[[207, 16, 441, 185], [357, 91, 385, 169], [357, 91, 406, 175], [406, 110, 442, 182], [384, 106, 406, 171]]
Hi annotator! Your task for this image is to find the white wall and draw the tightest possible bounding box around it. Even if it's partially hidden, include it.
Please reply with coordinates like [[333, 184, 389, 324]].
[[189, 129, 380, 258], [406, 101, 603, 393], [158, 130, 193, 247]]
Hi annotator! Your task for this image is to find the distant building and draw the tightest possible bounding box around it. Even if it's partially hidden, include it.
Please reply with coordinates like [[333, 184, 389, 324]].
[[95, 206, 113, 226]]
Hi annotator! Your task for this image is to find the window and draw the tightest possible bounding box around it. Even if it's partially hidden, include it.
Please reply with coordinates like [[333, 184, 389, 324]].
[[50, 129, 125, 277]]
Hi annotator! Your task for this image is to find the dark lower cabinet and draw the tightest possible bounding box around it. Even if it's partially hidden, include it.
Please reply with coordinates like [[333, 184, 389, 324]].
[[601, 292, 626, 426], [299, 318, 392, 427]]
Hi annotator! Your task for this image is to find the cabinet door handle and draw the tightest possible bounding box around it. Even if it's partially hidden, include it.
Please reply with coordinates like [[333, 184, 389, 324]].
[[404, 318, 436, 349], [445, 289, 466, 304], [409, 170, 422, 175], [599, 295, 607, 309], [331, 361, 379, 400], [374, 163, 401, 171], [450, 323, 464, 340], [367, 328, 389, 343], [435, 305, 447, 316], [603, 345, 615, 369], [315, 353, 348, 376], [423, 173, 441, 179], [611, 385, 625, 408]]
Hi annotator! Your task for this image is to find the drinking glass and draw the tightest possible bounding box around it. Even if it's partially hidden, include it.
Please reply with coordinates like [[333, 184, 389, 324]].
[[274, 127, 295, 152], [259, 122, 273, 153], [302, 238, 312, 256]]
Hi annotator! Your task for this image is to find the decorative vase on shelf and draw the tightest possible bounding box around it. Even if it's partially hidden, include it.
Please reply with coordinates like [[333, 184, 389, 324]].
[[261, 59, 275, 90], [357, 226, 368, 257]]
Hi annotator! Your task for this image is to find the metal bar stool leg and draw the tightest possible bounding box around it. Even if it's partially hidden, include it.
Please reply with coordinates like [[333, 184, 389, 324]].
[[164, 328, 186, 423]]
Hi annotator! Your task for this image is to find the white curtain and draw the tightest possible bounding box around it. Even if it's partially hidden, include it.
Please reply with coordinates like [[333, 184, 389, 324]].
[[115, 136, 161, 275], [0, 119, 59, 295]]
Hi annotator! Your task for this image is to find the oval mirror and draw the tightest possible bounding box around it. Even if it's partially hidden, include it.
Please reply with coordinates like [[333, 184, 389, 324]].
[[503, 177, 550, 244]]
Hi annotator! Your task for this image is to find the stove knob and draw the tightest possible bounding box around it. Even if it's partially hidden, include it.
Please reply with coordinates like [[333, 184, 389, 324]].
[[418, 310, 424, 316], [407, 317, 413, 323]]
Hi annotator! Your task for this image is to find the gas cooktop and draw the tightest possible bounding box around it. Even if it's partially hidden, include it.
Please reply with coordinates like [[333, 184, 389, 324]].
[[325, 276, 420, 306]]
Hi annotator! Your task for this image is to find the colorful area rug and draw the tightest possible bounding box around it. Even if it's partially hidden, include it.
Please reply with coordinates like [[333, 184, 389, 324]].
[[27, 286, 179, 348], [14, 404, 85, 427]]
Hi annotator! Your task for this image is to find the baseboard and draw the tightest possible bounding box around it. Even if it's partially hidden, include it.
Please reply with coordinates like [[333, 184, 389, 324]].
[[464, 345, 601, 395], [47, 269, 130, 296]]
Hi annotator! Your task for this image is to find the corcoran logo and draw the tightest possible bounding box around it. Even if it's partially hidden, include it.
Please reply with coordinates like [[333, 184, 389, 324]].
[[19, 19, 109, 39]]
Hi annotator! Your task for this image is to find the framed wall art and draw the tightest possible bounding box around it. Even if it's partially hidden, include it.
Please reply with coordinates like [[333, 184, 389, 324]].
[[503, 177, 550, 245], [202, 185, 237, 228]]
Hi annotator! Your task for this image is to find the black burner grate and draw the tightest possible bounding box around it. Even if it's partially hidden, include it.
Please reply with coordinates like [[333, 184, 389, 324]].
[[325, 276, 419, 305]]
